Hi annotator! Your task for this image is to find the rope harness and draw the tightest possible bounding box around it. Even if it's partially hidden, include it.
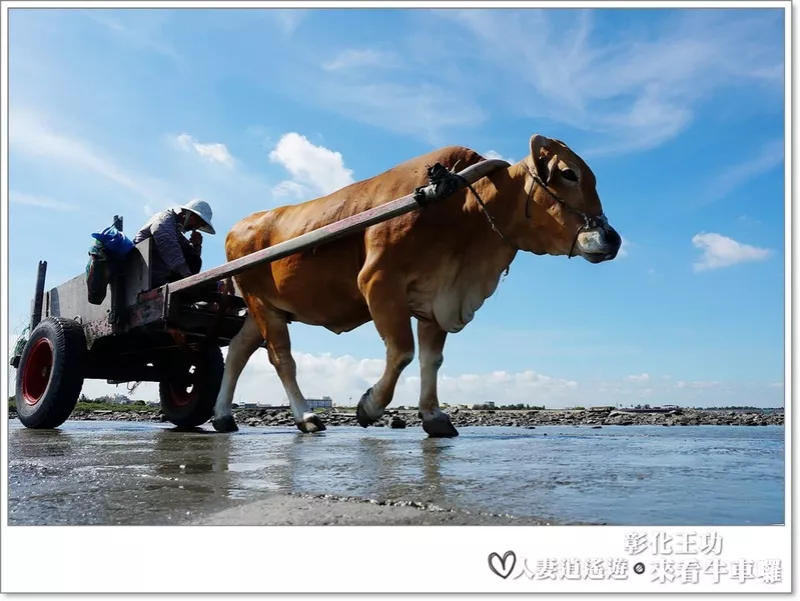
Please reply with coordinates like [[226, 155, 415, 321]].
[[413, 160, 608, 259]]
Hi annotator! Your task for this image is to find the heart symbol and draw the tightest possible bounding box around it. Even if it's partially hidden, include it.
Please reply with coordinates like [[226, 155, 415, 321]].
[[487, 550, 516, 579]]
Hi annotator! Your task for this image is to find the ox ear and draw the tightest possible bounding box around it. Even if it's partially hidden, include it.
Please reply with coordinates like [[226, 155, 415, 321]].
[[529, 134, 555, 183]]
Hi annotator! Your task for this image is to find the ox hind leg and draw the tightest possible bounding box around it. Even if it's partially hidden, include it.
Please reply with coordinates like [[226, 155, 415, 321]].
[[212, 312, 263, 432], [212, 305, 325, 434], [417, 319, 458, 437], [260, 306, 326, 434], [356, 270, 415, 428]]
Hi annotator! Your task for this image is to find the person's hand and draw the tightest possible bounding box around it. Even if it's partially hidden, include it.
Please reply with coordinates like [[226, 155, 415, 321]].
[[190, 231, 203, 248]]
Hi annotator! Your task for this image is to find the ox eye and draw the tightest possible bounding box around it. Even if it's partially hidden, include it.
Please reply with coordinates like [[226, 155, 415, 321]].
[[561, 168, 579, 183]]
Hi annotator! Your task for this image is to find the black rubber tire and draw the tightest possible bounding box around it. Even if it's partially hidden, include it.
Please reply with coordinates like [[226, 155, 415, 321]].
[[158, 345, 224, 429], [15, 317, 87, 429]]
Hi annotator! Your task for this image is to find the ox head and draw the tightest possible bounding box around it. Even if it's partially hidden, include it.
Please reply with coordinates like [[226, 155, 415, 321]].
[[517, 134, 621, 264]]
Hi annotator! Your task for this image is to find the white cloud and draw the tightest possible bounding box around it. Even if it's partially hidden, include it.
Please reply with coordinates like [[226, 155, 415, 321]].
[[10, 190, 78, 212], [617, 237, 632, 258], [434, 9, 783, 154], [676, 380, 721, 389], [271, 8, 309, 36], [175, 133, 235, 167], [268, 132, 354, 200], [322, 49, 398, 72], [769, 382, 784, 388], [61, 349, 581, 408], [271, 180, 309, 200], [703, 139, 784, 204], [21, 347, 780, 410], [83, 10, 183, 64], [738, 214, 762, 225], [483, 150, 516, 164], [692, 232, 772, 271], [10, 108, 172, 205], [308, 80, 486, 146]]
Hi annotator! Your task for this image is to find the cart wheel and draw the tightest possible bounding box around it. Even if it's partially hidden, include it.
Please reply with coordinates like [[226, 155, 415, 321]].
[[158, 345, 224, 429], [15, 317, 87, 429]]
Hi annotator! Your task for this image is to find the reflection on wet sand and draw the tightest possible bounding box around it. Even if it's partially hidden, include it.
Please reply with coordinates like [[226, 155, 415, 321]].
[[11, 428, 77, 460], [9, 421, 785, 526]]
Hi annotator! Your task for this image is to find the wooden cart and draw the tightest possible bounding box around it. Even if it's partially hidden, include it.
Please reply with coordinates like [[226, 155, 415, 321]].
[[10, 159, 507, 429]]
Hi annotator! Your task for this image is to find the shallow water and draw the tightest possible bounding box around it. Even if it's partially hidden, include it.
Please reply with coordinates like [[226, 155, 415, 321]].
[[7, 421, 784, 526]]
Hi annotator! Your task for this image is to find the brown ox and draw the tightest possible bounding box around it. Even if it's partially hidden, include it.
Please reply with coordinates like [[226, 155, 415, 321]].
[[212, 134, 621, 436]]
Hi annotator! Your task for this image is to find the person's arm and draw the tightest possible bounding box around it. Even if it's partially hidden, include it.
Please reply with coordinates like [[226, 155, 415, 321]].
[[179, 231, 203, 275], [151, 213, 193, 278]]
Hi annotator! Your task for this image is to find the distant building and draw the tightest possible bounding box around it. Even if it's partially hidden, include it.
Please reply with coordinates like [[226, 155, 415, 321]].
[[243, 402, 258, 409], [469, 401, 495, 410], [307, 396, 333, 409]]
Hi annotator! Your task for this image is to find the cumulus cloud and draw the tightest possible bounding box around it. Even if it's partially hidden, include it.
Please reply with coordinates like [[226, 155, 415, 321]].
[[207, 350, 580, 408], [268, 132, 354, 200], [692, 232, 772, 271], [8, 342, 782, 410], [483, 150, 516, 164], [175, 133, 235, 167]]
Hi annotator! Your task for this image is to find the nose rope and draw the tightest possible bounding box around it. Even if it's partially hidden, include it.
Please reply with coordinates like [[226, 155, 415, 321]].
[[521, 162, 607, 259], [417, 161, 520, 253], [415, 160, 606, 260]]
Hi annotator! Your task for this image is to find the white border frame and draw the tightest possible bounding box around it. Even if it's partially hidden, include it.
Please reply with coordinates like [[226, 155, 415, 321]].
[[0, 0, 792, 594]]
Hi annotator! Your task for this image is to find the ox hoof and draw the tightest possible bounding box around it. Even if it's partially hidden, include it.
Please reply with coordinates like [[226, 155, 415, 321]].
[[212, 415, 239, 433], [422, 415, 459, 438], [296, 414, 327, 433], [356, 388, 382, 428]]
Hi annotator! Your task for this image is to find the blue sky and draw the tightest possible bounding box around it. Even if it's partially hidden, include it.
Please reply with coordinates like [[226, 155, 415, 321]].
[[6, 6, 786, 408]]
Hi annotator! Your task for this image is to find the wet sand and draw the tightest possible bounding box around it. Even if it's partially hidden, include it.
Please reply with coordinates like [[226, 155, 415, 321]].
[[8, 419, 783, 527], [193, 492, 548, 526]]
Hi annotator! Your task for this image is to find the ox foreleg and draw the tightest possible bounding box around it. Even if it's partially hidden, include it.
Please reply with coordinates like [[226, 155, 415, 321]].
[[212, 313, 263, 432], [356, 271, 415, 428], [417, 319, 458, 437]]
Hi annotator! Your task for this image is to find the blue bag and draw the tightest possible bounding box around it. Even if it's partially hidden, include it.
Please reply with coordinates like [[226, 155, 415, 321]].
[[91, 225, 134, 258]]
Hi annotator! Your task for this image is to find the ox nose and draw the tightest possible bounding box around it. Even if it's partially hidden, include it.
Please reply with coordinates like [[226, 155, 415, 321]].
[[603, 226, 622, 259]]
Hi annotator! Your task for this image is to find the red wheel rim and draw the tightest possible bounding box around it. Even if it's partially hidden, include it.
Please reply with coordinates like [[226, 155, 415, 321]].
[[169, 364, 200, 408], [169, 382, 197, 408], [22, 338, 54, 406]]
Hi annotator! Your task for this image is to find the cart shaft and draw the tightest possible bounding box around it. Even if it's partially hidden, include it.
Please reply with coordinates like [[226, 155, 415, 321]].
[[167, 159, 509, 295]]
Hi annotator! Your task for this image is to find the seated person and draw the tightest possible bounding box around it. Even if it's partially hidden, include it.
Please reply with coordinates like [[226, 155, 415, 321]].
[[133, 199, 216, 289]]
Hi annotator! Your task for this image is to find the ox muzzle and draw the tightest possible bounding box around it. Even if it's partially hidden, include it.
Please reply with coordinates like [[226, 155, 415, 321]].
[[574, 214, 622, 263]]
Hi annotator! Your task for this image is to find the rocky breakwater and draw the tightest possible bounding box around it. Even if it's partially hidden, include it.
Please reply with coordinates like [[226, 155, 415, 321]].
[[7, 405, 168, 423], [8, 405, 784, 428], [213, 406, 785, 429]]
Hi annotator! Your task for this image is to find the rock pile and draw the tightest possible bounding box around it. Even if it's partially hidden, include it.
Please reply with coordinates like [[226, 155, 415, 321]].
[[8, 405, 784, 427]]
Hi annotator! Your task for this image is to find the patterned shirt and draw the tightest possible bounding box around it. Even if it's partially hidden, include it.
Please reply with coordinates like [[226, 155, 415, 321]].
[[133, 209, 199, 285]]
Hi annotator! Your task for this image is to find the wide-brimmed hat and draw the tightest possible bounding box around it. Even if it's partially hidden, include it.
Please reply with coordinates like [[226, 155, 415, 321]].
[[179, 199, 215, 234]]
